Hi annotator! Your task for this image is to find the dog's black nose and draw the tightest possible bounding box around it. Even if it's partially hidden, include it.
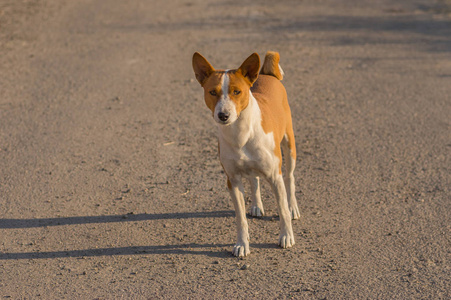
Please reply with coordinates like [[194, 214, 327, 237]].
[[218, 112, 229, 122]]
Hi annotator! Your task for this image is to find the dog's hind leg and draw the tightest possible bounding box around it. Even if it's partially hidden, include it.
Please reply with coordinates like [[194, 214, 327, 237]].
[[248, 176, 264, 217], [268, 173, 295, 248], [281, 130, 300, 220]]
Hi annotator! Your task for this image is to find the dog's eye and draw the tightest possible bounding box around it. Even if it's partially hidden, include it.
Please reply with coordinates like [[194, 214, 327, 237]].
[[209, 90, 217, 96], [233, 90, 241, 95]]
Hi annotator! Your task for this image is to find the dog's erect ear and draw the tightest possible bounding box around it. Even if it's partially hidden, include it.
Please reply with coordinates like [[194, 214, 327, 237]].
[[237, 53, 260, 85], [192, 52, 215, 86]]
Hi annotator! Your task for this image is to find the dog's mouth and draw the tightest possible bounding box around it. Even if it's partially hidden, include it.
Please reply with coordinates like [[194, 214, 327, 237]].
[[216, 118, 232, 126]]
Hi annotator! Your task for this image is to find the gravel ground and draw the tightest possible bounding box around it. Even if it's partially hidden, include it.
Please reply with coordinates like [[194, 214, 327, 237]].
[[1, 0, 450, 298]]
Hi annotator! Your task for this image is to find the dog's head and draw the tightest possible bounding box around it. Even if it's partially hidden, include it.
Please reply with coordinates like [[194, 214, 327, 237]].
[[192, 53, 260, 125]]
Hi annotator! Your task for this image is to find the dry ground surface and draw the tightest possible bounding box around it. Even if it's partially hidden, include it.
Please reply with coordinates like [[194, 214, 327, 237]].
[[1, 0, 450, 299]]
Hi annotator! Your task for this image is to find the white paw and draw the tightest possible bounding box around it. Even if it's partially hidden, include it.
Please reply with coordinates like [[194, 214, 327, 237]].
[[278, 231, 295, 249], [290, 205, 300, 220], [232, 242, 250, 257], [249, 206, 264, 217]]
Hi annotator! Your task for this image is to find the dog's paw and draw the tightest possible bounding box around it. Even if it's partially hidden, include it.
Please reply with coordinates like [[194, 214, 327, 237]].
[[249, 206, 264, 218], [232, 242, 250, 257], [278, 231, 295, 249], [290, 205, 300, 220]]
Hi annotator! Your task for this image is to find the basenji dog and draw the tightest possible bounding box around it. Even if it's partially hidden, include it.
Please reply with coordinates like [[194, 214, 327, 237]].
[[192, 51, 300, 257]]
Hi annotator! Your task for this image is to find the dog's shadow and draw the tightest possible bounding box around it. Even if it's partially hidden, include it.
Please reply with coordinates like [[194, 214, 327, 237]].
[[0, 211, 278, 260]]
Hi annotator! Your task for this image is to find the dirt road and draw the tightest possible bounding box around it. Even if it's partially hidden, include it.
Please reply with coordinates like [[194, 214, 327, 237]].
[[1, 0, 450, 298]]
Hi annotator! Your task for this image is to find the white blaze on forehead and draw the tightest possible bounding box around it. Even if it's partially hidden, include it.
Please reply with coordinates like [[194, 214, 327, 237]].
[[222, 70, 230, 96]]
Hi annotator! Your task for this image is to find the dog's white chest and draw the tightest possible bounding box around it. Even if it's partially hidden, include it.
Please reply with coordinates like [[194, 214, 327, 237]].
[[219, 129, 277, 178]]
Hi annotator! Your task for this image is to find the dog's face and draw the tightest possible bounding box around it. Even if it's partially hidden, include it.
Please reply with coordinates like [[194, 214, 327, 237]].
[[193, 53, 260, 125]]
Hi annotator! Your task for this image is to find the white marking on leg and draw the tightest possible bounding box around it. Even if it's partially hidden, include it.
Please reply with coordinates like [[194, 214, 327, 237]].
[[282, 136, 300, 220], [285, 155, 300, 219], [229, 177, 250, 257], [249, 177, 264, 217], [270, 174, 295, 248]]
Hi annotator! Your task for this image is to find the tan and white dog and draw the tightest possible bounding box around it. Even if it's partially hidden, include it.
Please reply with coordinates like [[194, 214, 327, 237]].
[[192, 51, 300, 257]]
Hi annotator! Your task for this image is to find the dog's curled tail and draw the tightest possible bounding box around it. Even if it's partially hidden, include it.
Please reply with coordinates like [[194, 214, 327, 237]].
[[259, 51, 284, 80]]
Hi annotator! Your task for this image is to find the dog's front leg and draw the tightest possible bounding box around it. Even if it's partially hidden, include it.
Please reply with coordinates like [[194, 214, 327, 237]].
[[269, 174, 295, 248], [228, 177, 250, 257]]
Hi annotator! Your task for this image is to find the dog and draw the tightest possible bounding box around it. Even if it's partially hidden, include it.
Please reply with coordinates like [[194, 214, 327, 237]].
[[192, 51, 300, 257]]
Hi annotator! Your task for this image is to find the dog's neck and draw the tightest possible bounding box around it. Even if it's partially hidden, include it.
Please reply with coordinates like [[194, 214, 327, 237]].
[[217, 91, 261, 149]]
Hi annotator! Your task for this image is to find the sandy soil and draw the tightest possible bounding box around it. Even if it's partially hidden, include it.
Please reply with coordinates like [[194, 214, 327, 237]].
[[1, 0, 450, 298]]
